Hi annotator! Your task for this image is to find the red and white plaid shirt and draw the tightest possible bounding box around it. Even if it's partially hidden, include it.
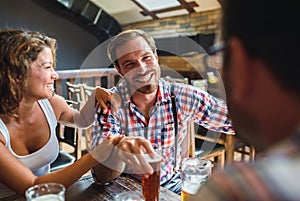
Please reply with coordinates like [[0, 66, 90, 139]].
[[92, 79, 234, 184]]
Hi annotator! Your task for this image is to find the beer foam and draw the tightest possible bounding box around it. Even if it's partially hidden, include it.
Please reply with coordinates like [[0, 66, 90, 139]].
[[182, 182, 201, 195], [182, 174, 207, 195], [31, 194, 64, 201]]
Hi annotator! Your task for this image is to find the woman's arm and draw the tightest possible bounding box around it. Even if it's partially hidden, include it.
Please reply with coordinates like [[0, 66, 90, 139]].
[[0, 135, 122, 197], [92, 136, 155, 184], [50, 87, 114, 128], [72, 87, 110, 127]]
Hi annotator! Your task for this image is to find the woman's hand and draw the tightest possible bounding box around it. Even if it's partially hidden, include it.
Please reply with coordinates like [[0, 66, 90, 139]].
[[94, 87, 121, 113], [91, 136, 155, 176], [115, 136, 155, 175]]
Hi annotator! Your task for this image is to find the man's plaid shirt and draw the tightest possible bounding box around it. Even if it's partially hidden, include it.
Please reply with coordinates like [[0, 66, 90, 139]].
[[91, 79, 234, 184]]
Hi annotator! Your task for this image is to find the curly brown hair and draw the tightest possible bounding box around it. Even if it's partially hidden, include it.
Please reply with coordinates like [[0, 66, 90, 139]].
[[0, 29, 57, 116]]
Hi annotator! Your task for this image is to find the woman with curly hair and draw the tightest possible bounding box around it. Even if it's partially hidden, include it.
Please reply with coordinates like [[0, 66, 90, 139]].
[[0, 29, 122, 199]]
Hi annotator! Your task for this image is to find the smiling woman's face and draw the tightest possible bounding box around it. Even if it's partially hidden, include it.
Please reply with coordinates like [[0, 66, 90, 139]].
[[25, 47, 59, 100], [116, 36, 160, 94]]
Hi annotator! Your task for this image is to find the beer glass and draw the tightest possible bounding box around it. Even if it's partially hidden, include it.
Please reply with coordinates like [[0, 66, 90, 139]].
[[114, 191, 144, 201], [181, 158, 212, 201], [142, 146, 162, 201], [25, 183, 65, 201]]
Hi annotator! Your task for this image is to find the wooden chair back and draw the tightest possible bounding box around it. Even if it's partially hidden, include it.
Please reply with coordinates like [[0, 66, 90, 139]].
[[66, 81, 85, 104], [82, 84, 95, 102]]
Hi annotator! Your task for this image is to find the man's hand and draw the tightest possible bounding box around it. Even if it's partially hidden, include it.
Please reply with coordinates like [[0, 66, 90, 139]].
[[90, 134, 124, 162]]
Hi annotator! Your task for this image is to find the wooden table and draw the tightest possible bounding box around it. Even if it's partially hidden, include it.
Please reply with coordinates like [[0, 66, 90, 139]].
[[66, 173, 180, 201], [5, 173, 180, 201]]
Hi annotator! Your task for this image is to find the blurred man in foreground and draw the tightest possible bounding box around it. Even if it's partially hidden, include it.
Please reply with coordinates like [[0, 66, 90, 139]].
[[193, 0, 300, 200]]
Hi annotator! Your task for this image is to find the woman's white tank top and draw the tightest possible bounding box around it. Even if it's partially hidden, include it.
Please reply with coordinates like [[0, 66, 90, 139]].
[[0, 99, 59, 199]]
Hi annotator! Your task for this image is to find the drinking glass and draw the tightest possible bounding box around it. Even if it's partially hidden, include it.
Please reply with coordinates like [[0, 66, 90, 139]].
[[114, 191, 144, 201], [142, 145, 162, 201], [180, 158, 212, 201], [25, 183, 65, 201]]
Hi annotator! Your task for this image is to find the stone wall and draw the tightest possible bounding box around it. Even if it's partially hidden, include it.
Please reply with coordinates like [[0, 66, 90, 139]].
[[122, 8, 222, 39]]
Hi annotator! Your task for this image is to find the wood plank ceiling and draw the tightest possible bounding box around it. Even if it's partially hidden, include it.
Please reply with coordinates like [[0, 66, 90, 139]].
[[90, 0, 221, 25], [132, 0, 199, 20]]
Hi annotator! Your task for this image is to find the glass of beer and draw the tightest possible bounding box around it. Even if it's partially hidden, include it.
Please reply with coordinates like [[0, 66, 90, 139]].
[[181, 158, 212, 201], [25, 183, 65, 201], [142, 145, 162, 201], [114, 191, 144, 201]]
